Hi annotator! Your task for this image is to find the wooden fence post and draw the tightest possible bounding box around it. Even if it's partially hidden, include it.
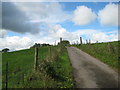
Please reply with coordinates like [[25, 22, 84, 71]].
[[6, 62, 8, 89], [89, 39, 91, 44], [34, 47, 38, 71], [86, 40, 88, 44], [49, 47, 51, 60], [80, 37, 82, 44]]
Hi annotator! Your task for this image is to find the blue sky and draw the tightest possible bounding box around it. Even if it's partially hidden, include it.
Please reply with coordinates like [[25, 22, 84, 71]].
[[59, 2, 118, 32], [60, 2, 109, 12], [1, 2, 119, 50], [8, 2, 118, 36], [7, 2, 118, 35]]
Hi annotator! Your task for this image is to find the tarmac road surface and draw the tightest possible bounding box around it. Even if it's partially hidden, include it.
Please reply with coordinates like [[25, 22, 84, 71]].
[[67, 47, 119, 88]]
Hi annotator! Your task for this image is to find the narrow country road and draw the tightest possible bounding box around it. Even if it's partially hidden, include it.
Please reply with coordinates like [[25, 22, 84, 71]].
[[67, 47, 119, 88]]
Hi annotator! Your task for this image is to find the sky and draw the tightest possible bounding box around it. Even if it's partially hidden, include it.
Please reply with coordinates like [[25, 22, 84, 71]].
[[0, 1, 119, 51]]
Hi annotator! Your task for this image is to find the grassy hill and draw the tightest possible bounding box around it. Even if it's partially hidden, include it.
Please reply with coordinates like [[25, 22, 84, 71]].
[[72, 41, 120, 71], [2, 46, 74, 88]]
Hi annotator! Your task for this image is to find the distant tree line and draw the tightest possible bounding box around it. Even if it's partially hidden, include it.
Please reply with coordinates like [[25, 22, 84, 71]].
[[1, 48, 10, 53], [30, 43, 52, 48]]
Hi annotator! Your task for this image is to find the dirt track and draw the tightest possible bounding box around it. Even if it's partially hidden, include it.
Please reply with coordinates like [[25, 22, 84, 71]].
[[67, 47, 119, 88]]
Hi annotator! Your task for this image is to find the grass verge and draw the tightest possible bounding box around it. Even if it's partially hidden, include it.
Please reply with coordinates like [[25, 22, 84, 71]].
[[72, 41, 120, 71]]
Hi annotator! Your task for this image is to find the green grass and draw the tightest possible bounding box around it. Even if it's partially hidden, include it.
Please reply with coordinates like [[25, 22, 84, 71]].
[[2, 46, 74, 88], [72, 41, 119, 70], [43, 47, 74, 88], [2, 47, 49, 88]]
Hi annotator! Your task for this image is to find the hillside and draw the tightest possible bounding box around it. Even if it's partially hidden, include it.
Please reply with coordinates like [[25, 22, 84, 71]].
[[72, 41, 120, 71], [2, 41, 119, 88], [2, 46, 74, 88]]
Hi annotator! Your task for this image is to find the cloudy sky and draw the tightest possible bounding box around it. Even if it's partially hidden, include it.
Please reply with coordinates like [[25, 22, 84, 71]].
[[0, 1, 119, 51]]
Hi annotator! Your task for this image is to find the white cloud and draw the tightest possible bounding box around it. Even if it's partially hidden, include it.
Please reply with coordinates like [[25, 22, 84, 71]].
[[0, 25, 118, 51], [1, 2, 118, 51], [2, 2, 41, 34], [0, 36, 34, 51], [27, 24, 118, 44], [69, 29, 118, 44], [15, 2, 69, 24], [90, 32, 113, 42], [2, 2, 70, 34], [98, 3, 118, 26], [72, 6, 97, 25]]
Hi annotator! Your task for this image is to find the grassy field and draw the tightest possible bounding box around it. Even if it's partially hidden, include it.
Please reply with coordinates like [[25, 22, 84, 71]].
[[72, 41, 120, 70], [2, 45, 74, 88]]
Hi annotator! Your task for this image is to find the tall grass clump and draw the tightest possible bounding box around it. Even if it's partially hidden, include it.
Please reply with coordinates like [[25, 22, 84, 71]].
[[23, 45, 75, 88]]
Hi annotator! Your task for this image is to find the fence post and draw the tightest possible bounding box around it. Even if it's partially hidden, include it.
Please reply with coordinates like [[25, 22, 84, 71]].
[[49, 47, 51, 60], [89, 39, 91, 44], [34, 47, 38, 71], [80, 37, 82, 44], [86, 40, 88, 44], [6, 62, 8, 89]]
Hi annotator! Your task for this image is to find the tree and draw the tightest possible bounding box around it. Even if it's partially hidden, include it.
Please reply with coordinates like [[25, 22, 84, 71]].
[[59, 40, 70, 46], [2, 48, 9, 52]]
